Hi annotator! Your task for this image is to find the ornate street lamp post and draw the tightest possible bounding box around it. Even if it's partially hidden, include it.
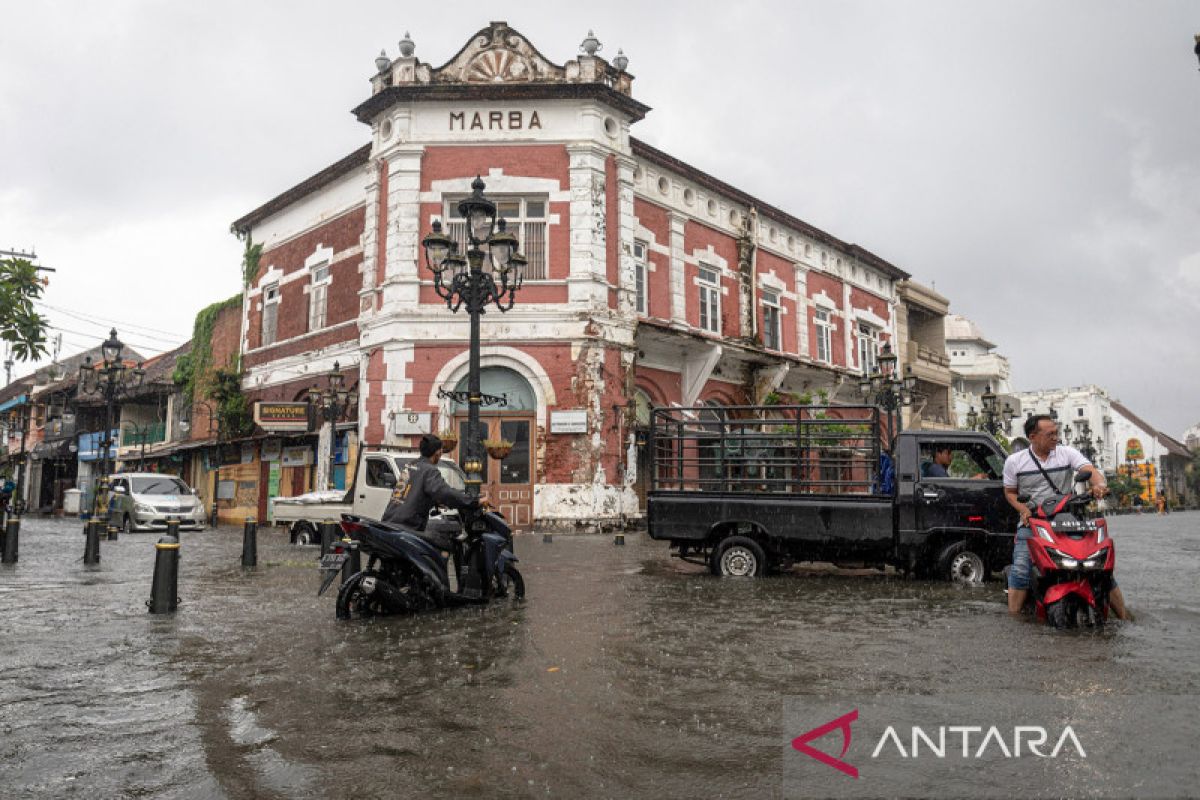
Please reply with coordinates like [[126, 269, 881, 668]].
[[78, 329, 145, 519], [967, 384, 1016, 439], [858, 342, 916, 444], [422, 177, 526, 498], [307, 361, 358, 491]]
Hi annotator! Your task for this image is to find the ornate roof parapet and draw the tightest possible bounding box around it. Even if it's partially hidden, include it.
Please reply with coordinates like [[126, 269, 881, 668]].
[[370, 21, 634, 98]]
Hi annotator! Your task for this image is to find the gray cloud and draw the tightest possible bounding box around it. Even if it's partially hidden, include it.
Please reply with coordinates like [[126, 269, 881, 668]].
[[2, 0, 1196, 434]]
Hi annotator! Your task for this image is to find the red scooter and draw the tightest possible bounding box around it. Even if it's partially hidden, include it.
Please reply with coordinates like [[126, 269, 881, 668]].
[[1024, 470, 1115, 629]]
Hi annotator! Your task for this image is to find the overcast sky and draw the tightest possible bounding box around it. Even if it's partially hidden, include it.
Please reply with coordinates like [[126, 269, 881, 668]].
[[2, 1, 1197, 436]]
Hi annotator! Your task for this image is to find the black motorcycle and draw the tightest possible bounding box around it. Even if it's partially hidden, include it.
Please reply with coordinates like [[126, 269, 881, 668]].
[[319, 506, 524, 619]]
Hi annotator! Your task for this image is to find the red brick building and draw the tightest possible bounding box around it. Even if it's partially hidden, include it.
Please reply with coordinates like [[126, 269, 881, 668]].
[[232, 22, 908, 530]]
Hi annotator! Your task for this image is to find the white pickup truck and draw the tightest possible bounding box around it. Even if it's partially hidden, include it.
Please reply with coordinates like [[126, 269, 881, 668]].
[[271, 448, 467, 544]]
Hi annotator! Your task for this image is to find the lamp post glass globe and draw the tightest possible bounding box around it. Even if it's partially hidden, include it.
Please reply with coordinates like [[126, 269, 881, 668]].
[[101, 328, 123, 366], [458, 176, 497, 245]]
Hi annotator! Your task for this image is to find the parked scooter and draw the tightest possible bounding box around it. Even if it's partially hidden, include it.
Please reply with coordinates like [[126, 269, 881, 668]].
[[1022, 470, 1115, 629], [319, 505, 524, 619]]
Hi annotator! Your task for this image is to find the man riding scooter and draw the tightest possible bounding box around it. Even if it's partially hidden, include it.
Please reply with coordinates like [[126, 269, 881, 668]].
[[382, 433, 487, 548], [1003, 414, 1131, 620]]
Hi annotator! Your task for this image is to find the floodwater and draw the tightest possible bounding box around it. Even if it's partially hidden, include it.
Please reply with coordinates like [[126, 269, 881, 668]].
[[1, 512, 1198, 798]]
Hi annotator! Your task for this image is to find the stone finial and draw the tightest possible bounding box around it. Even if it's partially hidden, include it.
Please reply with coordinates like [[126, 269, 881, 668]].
[[580, 30, 602, 56], [399, 31, 415, 57], [613, 48, 628, 72], [375, 49, 390, 73]]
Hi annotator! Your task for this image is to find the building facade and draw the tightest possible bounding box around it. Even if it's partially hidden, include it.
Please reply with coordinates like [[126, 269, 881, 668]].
[[231, 22, 912, 530], [945, 314, 1016, 425], [895, 280, 953, 430]]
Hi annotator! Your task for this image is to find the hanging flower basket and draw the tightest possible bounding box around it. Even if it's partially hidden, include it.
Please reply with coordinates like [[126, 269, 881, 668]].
[[437, 431, 458, 453], [483, 438, 514, 460]]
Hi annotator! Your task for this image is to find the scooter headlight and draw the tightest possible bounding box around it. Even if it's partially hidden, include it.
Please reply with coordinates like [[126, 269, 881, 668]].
[[1046, 547, 1079, 569], [1081, 549, 1107, 569], [1036, 528, 1055, 543]]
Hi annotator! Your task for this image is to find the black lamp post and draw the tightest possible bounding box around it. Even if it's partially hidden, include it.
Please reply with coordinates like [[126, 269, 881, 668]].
[[970, 385, 1017, 438], [307, 361, 358, 491], [78, 329, 145, 519], [5, 402, 31, 516], [421, 177, 526, 497], [858, 342, 916, 444]]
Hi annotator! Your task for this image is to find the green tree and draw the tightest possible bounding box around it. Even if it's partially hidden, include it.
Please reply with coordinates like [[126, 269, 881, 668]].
[[0, 257, 49, 361], [1106, 472, 1143, 508]]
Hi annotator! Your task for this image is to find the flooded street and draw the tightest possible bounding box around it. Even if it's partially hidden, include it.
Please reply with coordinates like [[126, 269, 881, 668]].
[[2, 512, 1198, 798]]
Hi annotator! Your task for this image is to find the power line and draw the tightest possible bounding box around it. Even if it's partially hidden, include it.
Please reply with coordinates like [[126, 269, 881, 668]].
[[34, 301, 188, 341], [44, 323, 172, 356]]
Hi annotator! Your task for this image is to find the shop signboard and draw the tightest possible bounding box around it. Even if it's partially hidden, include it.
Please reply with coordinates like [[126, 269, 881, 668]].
[[281, 446, 312, 467], [261, 440, 282, 461], [254, 402, 310, 432], [392, 411, 432, 435]]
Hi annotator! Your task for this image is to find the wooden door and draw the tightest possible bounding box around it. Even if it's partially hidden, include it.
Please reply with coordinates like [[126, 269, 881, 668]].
[[457, 415, 535, 530]]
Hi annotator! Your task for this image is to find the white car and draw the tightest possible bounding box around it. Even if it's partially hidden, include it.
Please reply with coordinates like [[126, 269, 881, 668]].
[[108, 473, 206, 532]]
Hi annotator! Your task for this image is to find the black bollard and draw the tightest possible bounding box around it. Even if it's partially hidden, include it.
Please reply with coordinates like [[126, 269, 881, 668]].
[[241, 519, 257, 568], [166, 517, 180, 541], [2, 517, 18, 563], [319, 520, 336, 557], [84, 520, 101, 564], [148, 536, 179, 614], [543, 532, 553, 544], [107, 524, 119, 541], [614, 530, 626, 546], [340, 538, 361, 584]]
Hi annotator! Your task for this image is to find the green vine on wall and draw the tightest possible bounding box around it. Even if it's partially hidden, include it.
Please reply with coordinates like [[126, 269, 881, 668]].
[[173, 293, 247, 436], [241, 238, 263, 288]]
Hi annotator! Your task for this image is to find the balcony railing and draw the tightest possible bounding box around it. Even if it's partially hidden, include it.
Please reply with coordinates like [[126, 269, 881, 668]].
[[121, 422, 166, 447]]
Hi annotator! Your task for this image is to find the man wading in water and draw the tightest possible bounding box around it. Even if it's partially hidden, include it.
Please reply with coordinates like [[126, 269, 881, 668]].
[[1002, 414, 1131, 620]]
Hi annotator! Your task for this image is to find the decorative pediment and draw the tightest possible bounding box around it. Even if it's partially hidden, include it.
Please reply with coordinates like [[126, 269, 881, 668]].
[[434, 22, 564, 84]]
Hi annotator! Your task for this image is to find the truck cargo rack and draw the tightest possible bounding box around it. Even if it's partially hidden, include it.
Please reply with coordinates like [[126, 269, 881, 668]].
[[650, 404, 883, 496]]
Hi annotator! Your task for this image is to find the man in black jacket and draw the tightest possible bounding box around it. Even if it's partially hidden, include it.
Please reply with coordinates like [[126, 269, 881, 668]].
[[382, 433, 482, 532]]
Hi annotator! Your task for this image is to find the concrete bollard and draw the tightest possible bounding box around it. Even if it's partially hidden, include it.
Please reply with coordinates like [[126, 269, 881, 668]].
[[148, 535, 179, 614], [340, 538, 361, 584], [107, 524, 119, 541], [241, 519, 258, 568], [2, 517, 18, 563], [319, 520, 336, 557], [84, 520, 102, 564], [165, 517, 180, 541], [614, 530, 626, 546]]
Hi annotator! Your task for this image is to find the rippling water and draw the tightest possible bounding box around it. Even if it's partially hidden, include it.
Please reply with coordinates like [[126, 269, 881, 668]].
[[1, 512, 1197, 797]]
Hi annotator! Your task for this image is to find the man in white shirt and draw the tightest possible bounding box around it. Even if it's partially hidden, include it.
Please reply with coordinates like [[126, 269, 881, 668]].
[[1003, 414, 1130, 619]]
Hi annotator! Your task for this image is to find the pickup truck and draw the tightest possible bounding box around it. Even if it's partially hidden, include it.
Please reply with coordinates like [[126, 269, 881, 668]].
[[271, 448, 466, 544], [646, 404, 1017, 582]]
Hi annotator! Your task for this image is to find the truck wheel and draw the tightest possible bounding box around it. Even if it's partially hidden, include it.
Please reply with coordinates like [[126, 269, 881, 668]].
[[713, 536, 767, 578], [291, 521, 316, 546], [939, 542, 985, 585]]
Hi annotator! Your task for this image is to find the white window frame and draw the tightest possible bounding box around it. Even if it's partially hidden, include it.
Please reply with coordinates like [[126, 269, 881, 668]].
[[262, 283, 280, 347], [445, 196, 549, 280], [814, 307, 832, 364], [308, 262, 331, 332], [857, 322, 879, 375], [633, 240, 649, 315], [761, 288, 781, 350], [698, 264, 721, 334]]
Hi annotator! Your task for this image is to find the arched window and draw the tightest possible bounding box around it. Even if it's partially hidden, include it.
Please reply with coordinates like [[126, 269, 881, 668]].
[[450, 367, 536, 413]]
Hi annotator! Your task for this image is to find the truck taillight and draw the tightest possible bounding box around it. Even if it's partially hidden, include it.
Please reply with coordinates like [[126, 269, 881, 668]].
[[340, 519, 365, 537]]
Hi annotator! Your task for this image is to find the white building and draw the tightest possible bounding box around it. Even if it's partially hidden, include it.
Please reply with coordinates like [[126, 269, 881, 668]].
[[944, 314, 1015, 426]]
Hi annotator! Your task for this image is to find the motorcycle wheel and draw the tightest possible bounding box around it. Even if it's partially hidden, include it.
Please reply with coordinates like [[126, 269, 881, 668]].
[[497, 563, 525, 600], [335, 570, 391, 620], [1046, 596, 1079, 630]]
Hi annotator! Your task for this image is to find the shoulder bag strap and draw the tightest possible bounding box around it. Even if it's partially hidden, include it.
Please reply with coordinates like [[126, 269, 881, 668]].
[[1027, 450, 1061, 493]]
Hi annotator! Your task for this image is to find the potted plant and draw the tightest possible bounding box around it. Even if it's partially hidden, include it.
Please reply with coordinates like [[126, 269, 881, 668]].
[[483, 438, 514, 459], [437, 430, 458, 453]]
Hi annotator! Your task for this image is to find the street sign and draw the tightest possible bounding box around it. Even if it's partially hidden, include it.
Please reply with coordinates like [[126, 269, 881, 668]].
[[392, 411, 432, 435], [550, 409, 588, 434], [254, 402, 310, 432]]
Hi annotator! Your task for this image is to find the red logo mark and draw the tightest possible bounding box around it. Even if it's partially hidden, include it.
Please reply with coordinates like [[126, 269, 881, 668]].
[[791, 708, 859, 778]]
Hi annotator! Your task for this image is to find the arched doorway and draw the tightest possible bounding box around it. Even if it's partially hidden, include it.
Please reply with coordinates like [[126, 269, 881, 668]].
[[450, 367, 537, 528]]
